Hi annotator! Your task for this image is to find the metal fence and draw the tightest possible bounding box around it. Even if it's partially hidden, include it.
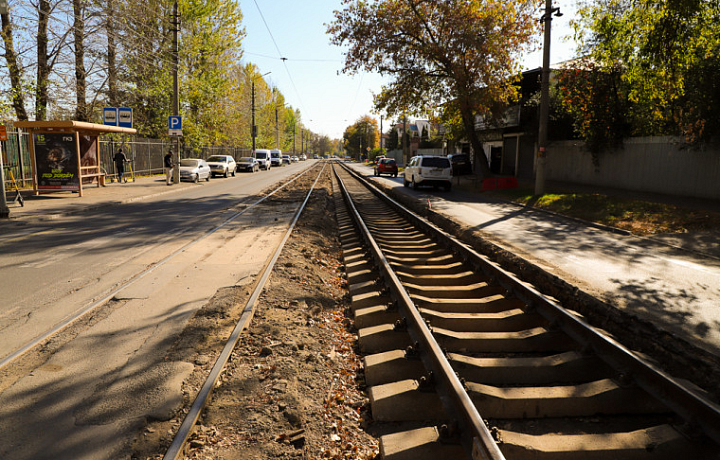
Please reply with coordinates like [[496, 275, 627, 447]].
[[2, 128, 253, 187]]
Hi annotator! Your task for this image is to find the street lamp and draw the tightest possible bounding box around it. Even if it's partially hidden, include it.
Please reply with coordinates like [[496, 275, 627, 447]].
[[252, 71, 271, 155], [535, 0, 562, 196]]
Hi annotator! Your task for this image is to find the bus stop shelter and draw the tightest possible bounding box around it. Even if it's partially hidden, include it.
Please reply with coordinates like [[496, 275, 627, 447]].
[[14, 121, 136, 197]]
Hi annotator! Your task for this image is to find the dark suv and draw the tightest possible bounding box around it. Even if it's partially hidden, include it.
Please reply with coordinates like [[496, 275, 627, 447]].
[[448, 153, 472, 175], [373, 158, 398, 177]]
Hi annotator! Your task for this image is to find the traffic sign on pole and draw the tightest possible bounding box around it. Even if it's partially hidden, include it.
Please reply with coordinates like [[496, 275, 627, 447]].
[[168, 116, 182, 137], [118, 108, 133, 128], [103, 108, 118, 126]]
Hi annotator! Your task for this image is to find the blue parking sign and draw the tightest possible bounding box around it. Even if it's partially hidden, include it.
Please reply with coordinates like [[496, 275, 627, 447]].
[[169, 116, 182, 130]]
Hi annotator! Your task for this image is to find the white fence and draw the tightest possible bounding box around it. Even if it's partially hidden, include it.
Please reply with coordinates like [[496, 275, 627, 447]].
[[547, 137, 720, 200]]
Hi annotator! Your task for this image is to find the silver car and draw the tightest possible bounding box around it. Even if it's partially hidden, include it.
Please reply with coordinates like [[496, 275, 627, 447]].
[[206, 155, 236, 178], [179, 158, 211, 183]]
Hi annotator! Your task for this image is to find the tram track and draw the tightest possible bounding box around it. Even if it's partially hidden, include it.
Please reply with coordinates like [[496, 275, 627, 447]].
[[333, 163, 720, 459]]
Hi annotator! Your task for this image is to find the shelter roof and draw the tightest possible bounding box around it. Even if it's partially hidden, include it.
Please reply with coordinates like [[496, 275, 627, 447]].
[[14, 120, 136, 135]]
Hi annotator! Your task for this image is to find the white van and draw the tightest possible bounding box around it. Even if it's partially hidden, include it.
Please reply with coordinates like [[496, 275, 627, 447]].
[[254, 149, 271, 170], [270, 149, 282, 167]]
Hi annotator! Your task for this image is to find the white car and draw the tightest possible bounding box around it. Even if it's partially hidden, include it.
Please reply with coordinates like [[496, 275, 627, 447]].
[[206, 155, 236, 177], [403, 155, 453, 191], [179, 158, 211, 183], [291, 156, 299, 162]]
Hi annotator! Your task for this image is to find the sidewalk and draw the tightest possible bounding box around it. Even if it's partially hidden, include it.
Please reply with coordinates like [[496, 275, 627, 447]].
[[1, 175, 195, 224]]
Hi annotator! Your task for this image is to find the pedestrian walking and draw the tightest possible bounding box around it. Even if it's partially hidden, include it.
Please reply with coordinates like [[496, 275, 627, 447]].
[[164, 150, 174, 185], [113, 148, 128, 183]]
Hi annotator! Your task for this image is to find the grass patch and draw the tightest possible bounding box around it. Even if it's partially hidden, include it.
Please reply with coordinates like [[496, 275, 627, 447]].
[[489, 190, 720, 235]]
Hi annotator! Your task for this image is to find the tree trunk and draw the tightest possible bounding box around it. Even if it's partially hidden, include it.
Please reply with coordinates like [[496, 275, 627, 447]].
[[1, 11, 28, 121], [458, 100, 491, 179], [73, 0, 87, 121], [106, 0, 118, 107], [36, 0, 50, 121]]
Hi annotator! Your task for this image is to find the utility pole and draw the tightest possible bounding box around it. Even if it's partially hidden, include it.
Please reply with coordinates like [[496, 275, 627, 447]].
[[252, 71, 271, 154], [535, 0, 562, 196], [275, 106, 279, 149], [402, 115, 408, 165], [1, 141, 9, 218], [171, 0, 180, 184], [380, 115, 383, 152], [293, 124, 296, 155], [251, 81, 256, 154]]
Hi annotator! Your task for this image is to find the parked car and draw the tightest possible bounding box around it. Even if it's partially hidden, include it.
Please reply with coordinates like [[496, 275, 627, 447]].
[[236, 157, 259, 172], [448, 153, 472, 175], [291, 155, 299, 162], [179, 158, 211, 183], [282, 154, 291, 165], [270, 149, 283, 167], [373, 155, 385, 165], [254, 149, 271, 170], [373, 158, 398, 177], [206, 155, 236, 177], [299, 154, 307, 161], [403, 155, 453, 191]]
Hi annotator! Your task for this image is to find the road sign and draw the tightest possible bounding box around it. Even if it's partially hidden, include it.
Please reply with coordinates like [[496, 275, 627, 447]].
[[118, 108, 133, 128], [168, 116, 182, 137], [104, 108, 118, 126]]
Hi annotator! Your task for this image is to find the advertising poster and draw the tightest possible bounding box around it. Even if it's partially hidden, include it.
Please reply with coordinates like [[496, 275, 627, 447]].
[[34, 132, 79, 191]]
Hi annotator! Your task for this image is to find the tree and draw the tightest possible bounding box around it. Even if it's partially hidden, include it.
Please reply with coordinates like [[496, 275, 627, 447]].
[[343, 115, 378, 158], [1, 8, 28, 120], [329, 0, 537, 177], [569, 0, 720, 144]]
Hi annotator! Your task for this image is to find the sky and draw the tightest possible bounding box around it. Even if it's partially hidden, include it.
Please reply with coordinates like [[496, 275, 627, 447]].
[[238, 0, 580, 140]]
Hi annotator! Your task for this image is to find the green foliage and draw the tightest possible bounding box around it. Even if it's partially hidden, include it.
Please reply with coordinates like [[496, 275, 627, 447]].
[[343, 115, 379, 157], [569, 0, 720, 145]]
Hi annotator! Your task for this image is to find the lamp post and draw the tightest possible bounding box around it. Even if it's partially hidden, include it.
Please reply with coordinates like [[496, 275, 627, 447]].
[[275, 103, 287, 150], [252, 71, 271, 155], [535, 0, 562, 196]]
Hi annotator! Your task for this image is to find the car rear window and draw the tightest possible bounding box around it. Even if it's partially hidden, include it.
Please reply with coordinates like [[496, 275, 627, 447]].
[[180, 159, 198, 167], [207, 156, 225, 162], [421, 157, 450, 168], [382, 159, 396, 165], [239, 157, 253, 162]]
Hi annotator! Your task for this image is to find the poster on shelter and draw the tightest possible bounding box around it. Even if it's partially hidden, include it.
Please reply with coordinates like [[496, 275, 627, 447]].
[[34, 132, 79, 191]]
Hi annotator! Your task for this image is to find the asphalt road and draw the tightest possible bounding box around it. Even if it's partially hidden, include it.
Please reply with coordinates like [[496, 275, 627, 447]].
[[0, 161, 313, 460]]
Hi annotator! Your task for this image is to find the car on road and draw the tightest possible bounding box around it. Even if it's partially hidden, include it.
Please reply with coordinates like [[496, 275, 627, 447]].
[[270, 149, 283, 167], [282, 154, 291, 165], [299, 154, 307, 161], [236, 157, 259, 172], [448, 153, 472, 175], [179, 158, 211, 183], [403, 155, 453, 191], [373, 157, 398, 177], [254, 149, 271, 170], [206, 155, 236, 177], [291, 155, 299, 162]]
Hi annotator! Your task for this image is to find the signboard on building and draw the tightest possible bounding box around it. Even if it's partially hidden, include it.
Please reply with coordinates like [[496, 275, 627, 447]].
[[34, 133, 80, 191]]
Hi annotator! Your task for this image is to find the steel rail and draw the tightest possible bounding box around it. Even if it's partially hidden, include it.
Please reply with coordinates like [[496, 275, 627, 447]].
[[163, 163, 327, 460], [0, 164, 319, 372], [340, 162, 720, 446], [333, 165, 506, 460]]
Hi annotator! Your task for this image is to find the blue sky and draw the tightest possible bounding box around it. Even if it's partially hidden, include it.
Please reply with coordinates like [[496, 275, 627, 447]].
[[239, 0, 579, 140]]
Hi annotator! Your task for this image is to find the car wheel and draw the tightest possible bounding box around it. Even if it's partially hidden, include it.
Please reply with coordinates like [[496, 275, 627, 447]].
[[394, 173, 398, 178], [193, 174, 199, 183], [412, 177, 418, 190], [231, 169, 235, 177], [403, 176, 409, 187], [205, 174, 210, 182], [223, 169, 228, 178]]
